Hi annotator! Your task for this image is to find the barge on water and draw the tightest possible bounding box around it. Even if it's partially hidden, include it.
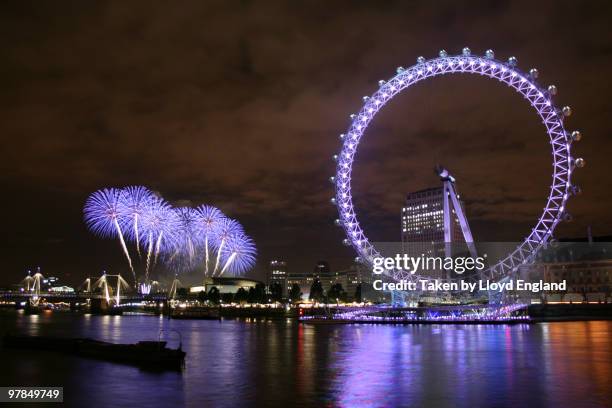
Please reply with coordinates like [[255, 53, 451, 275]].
[[3, 334, 185, 370]]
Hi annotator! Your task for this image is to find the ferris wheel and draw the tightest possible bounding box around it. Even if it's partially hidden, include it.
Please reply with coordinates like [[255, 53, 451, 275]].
[[331, 47, 584, 283]]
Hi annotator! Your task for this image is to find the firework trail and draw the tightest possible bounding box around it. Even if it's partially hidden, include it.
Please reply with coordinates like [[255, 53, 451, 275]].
[[84, 188, 136, 283], [163, 207, 204, 273], [140, 196, 178, 281], [219, 233, 257, 275], [195, 205, 226, 277], [211, 218, 244, 276], [119, 186, 155, 258]]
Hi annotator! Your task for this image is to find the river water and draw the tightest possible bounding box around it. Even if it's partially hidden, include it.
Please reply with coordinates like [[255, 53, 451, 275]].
[[0, 310, 610, 408]]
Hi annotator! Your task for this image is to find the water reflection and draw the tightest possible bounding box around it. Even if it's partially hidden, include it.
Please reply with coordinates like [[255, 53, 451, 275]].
[[0, 311, 610, 408]]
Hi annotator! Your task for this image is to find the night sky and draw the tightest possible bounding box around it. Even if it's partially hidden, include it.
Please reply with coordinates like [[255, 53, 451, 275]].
[[1, 1, 611, 286]]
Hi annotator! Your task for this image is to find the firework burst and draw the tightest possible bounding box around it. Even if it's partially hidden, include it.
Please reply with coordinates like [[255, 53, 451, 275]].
[[164, 207, 204, 272], [84, 188, 136, 282], [84, 186, 257, 284], [219, 233, 257, 275], [211, 217, 244, 275], [118, 186, 155, 258], [195, 205, 226, 276], [140, 196, 179, 280]]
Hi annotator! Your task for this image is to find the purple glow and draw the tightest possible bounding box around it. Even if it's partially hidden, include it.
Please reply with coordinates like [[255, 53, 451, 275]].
[[300, 303, 529, 323]]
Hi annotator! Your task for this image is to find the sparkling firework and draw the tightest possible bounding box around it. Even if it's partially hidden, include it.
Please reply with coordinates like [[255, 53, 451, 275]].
[[211, 217, 244, 275], [140, 196, 179, 280], [84, 186, 257, 281], [219, 233, 257, 275], [195, 205, 226, 276], [119, 186, 155, 258], [165, 207, 204, 272], [84, 188, 136, 281]]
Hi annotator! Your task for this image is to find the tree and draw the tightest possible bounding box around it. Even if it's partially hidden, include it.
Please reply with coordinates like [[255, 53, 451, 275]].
[[289, 283, 302, 303], [221, 292, 234, 303], [197, 290, 207, 303], [247, 287, 256, 303], [309, 278, 324, 302], [246, 283, 267, 304], [208, 286, 220, 304], [176, 288, 188, 299], [269, 282, 283, 302], [354, 283, 362, 303], [235, 287, 248, 303], [327, 283, 346, 304]]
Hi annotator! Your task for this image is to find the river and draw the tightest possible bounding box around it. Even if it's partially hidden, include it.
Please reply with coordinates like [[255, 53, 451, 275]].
[[0, 310, 610, 407]]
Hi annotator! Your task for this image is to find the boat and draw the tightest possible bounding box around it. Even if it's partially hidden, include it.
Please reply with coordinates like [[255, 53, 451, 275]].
[[2, 334, 185, 370]]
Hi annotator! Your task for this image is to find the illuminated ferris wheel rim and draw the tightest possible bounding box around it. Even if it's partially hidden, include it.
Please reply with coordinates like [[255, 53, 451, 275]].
[[332, 48, 584, 281]]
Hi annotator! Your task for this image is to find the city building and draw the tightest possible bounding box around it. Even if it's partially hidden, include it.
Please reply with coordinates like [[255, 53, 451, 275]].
[[314, 261, 334, 289], [401, 168, 477, 281], [190, 277, 263, 294], [540, 259, 612, 301], [49, 285, 75, 293], [286, 261, 334, 299], [401, 187, 465, 249], [286, 262, 373, 301], [333, 263, 371, 298], [523, 236, 612, 302], [267, 260, 288, 295], [287, 272, 315, 299], [42, 276, 60, 290]]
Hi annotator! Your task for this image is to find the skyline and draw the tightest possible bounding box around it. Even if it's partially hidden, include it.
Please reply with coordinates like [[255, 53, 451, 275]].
[[2, 1, 612, 284]]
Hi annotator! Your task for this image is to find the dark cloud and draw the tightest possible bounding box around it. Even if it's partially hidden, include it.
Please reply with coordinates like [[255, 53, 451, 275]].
[[0, 0, 610, 284]]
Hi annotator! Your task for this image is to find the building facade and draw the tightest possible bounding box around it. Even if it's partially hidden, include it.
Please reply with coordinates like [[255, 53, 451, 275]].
[[401, 180, 476, 282], [267, 260, 288, 295], [190, 277, 262, 294], [333, 263, 371, 298], [401, 187, 465, 248], [287, 272, 315, 299], [513, 239, 612, 303]]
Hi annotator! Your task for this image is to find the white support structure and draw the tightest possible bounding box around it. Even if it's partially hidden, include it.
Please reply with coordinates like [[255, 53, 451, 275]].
[[438, 166, 478, 260]]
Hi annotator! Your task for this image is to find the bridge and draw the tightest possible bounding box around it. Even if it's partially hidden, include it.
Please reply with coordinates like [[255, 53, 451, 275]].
[[3, 270, 178, 308]]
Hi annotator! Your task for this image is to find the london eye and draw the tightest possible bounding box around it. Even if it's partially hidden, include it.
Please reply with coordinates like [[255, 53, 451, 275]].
[[332, 48, 584, 284]]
